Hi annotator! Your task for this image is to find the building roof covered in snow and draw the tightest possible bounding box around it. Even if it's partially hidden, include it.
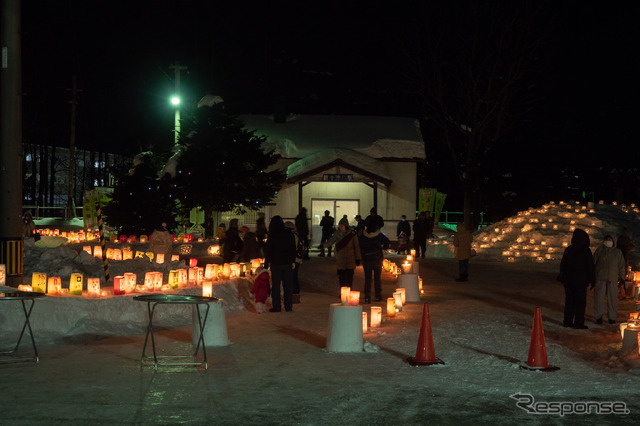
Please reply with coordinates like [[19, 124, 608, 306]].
[[240, 114, 425, 161]]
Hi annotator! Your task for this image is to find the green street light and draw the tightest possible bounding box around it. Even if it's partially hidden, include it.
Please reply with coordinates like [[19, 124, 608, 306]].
[[170, 95, 181, 106]]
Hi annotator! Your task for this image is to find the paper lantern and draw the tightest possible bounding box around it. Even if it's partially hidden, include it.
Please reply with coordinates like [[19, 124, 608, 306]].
[[128, 235, 137, 244], [177, 269, 188, 287], [230, 263, 241, 278], [170, 234, 176, 242], [168, 270, 179, 289], [124, 273, 137, 293], [386, 298, 396, 317], [122, 249, 133, 260], [188, 267, 198, 284], [208, 245, 221, 256], [222, 263, 231, 279], [410, 249, 416, 257], [113, 249, 122, 261], [70, 273, 83, 295], [189, 258, 198, 268], [32, 272, 47, 293], [370, 306, 382, 328], [82, 246, 91, 254], [139, 235, 148, 243], [401, 262, 412, 274], [144, 272, 155, 291], [155, 253, 165, 264], [395, 288, 406, 304], [17, 285, 32, 292], [349, 291, 360, 306], [177, 234, 185, 243], [196, 267, 204, 285], [0, 264, 4, 286], [185, 234, 194, 242], [419, 277, 423, 293], [145, 252, 154, 262], [383, 259, 391, 272], [105, 248, 114, 259], [153, 272, 163, 291], [204, 264, 217, 279], [119, 235, 128, 243], [113, 276, 126, 295], [362, 312, 368, 333], [93, 246, 103, 258], [393, 292, 403, 312], [47, 276, 61, 295], [135, 251, 145, 259], [340, 286, 351, 306], [406, 255, 413, 262], [171, 254, 180, 262], [87, 278, 101, 296], [202, 280, 213, 298]]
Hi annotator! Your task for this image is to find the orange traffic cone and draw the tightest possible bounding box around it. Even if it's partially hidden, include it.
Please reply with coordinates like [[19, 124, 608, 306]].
[[407, 303, 444, 366], [521, 307, 559, 371]]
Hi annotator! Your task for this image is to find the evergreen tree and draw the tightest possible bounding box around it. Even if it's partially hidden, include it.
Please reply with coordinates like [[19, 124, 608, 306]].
[[103, 151, 178, 235], [172, 103, 285, 237]]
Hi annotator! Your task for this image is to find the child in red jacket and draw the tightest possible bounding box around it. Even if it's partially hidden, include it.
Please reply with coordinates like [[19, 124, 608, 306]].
[[251, 267, 271, 313]]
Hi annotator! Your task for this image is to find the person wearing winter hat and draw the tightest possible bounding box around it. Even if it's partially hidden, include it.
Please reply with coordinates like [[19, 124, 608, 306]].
[[592, 235, 626, 324], [250, 267, 271, 313], [558, 228, 595, 329], [322, 217, 362, 290]]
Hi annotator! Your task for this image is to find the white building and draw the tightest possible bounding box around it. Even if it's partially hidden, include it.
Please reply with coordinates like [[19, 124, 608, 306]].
[[241, 114, 426, 244]]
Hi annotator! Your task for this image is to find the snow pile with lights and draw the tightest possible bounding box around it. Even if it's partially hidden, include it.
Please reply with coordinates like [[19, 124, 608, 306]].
[[470, 201, 640, 267]]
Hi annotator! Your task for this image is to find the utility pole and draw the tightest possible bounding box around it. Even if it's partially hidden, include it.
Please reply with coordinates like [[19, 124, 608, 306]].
[[65, 76, 81, 220], [0, 0, 23, 286], [169, 61, 187, 145]]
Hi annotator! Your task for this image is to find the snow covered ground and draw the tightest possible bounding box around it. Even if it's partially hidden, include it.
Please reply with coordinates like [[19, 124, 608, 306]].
[[1, 202, 640, 425]]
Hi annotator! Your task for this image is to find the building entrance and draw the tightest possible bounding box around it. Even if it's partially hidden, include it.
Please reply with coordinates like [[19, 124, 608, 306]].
[[310, 199, 359, 246]]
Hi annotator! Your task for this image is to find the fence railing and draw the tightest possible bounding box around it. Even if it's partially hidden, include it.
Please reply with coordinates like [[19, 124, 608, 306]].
[[437, 211, 488, 229], [23, 205, 83, 220]]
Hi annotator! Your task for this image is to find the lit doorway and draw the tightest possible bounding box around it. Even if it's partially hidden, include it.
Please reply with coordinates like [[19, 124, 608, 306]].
[[310, 199, 359, 246]]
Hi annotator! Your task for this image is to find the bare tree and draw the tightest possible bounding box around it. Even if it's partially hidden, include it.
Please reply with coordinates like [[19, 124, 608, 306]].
[[402, 2, 546, 227]]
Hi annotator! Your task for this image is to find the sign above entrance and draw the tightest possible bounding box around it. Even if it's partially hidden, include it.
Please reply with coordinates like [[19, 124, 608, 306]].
[[323, 174, 354, 182]]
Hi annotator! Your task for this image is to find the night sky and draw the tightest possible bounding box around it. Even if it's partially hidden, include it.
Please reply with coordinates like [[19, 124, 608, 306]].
[[19, 1, 640, 212]]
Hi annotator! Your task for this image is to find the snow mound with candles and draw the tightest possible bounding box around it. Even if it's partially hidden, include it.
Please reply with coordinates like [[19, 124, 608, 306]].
[[470, 201, 640, 267]]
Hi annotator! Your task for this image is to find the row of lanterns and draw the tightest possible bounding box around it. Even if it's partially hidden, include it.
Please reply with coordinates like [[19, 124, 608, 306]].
[[16, 258, 265, 298]]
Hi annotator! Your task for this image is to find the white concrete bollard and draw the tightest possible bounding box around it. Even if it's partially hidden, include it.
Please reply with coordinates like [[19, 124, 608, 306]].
[[326, 303, 363, 352], [398, 273, 420, 302], [192, 299, 230, 348]]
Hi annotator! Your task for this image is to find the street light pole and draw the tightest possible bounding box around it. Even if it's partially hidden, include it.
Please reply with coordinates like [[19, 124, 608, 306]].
[[169, 61, 187, 145]]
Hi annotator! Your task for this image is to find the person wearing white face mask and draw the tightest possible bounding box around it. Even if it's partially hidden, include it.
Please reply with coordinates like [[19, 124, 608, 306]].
[[592, 235, 626, 324]]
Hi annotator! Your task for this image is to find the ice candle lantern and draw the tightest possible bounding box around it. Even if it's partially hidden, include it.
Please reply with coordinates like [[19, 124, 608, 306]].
[[340, 286, 351, 305], [395, 288, 406, 304], [362, 312, 368, 333], [70, 273, 84, 295]]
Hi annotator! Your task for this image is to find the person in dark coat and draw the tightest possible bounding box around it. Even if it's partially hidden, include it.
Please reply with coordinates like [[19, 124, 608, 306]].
[[255, 212, 268, 255], [363, 207, 384, 232], [222, 219, 243, 263], [559, 228, 596, 329], [319, 210, 335, 257], [238, 226, 262, 262], [295, 208, 310, 259], [354, 214, 365, 236], [396, 215, 411, 254], [412, 212, 428, 259], [265, 216, 297, 312], [358, 223, 390, 303]]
